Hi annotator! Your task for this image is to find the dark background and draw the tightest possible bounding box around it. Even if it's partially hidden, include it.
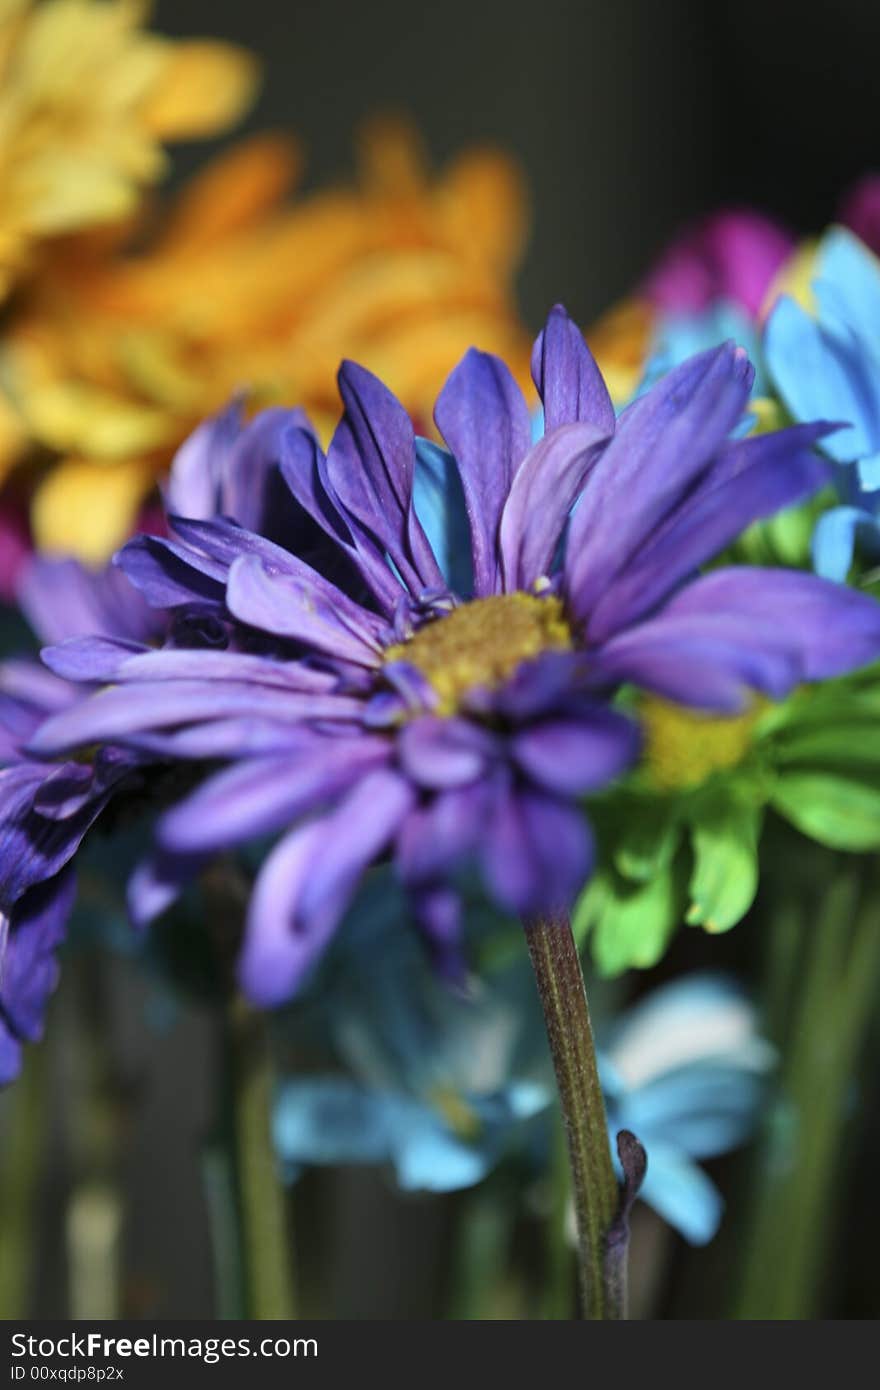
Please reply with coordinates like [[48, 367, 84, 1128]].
[[14, 0, 880, 1320], [157, 0, 880, 331]]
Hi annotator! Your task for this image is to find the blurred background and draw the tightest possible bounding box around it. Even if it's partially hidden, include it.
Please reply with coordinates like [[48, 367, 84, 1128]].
[[155, 0, 880, 331], [3, 0, 880, 1319]]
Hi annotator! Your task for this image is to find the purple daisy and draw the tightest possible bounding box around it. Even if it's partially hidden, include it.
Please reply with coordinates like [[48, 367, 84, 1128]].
[[0, 557, 166, 1081], [11, 306, 880, 1015]]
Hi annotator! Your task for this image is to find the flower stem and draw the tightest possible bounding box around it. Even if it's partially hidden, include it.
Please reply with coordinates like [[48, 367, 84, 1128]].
[[525, 914, 621, 1319], [734, 857, 880, 1318], [0, 1046, 45, 1317], [540, 1111, 576, 1319], [228, 1002, 297, 1320]]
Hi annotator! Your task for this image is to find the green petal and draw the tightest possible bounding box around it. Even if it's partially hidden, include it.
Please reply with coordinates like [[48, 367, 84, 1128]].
[[771, 769, 880, 850], [613, 799, 682, 883], [686, 799, 762, 933], [576, 861, 684, 977]]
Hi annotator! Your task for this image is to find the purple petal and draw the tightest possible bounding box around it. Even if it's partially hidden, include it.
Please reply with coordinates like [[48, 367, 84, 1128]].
[[157, 736, 390, 853], [589, 616, 803, 711], [33, 763, 95, 819], [19, 556, 161, 645], [114, 535, 225, 609], [280, 426, 403, 615], [239, 769, 414, 1005], [226, 555, 382, 666], [0, 868, 76, 1044], [172, 516, 387, 642], [531, 304, 615, 433], [410, 885, 467, 984], [512, 709, 640, 796], [480, 782, 593, 916], [586, 423, 832, 641], [0, 765, 109, 906], [397, 717, 498, 788], [332, 361, 445, 595], [109, 647, 339, 691], [395, 781, 494, 884], [165, 400, 244, 520], [0, 659, 75, 713], [498, 421, 610, 590], [127, 850, 207, 929], [28, 680, 362, 756], [564, 343, 754, 621], [41, 636, 148, 683], [486, 651, 590, 721], [221, 407, 312, 533], [119, 717, 326, 760], [434, 348, 532, 596], [664, 568, 880, 682]]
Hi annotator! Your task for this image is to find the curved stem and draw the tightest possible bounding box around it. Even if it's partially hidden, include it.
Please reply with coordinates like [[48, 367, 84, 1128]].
[[525, 914, 621, 1319]]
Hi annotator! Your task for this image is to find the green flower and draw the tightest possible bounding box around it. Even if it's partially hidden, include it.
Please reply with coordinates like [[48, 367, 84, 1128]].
[[576, 666, 880, 974]]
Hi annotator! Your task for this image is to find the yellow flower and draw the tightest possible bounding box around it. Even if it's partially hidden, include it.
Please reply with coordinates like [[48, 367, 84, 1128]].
[[1, 118, 532, 560], [0, 0, 257, 300]]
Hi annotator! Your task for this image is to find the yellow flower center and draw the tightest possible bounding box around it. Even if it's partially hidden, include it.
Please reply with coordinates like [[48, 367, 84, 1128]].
[[385, 592, 572, 716], [428, 1085, 482, 1141], [641, 695, 764, 791]]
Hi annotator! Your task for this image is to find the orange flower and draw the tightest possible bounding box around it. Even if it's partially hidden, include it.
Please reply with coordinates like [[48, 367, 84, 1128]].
[[0, 0, 257, 300], [1, 118, 531, 560]]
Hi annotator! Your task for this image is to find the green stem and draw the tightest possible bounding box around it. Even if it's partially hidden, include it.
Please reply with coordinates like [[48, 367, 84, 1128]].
[[448, 1183, 520, 1319], [540, 1111, 576, 1319], [0, 1047, 45, 1317], [229, 1003, 296, 1320], [734, 860, 880, 1318], [525, 914, 621, 1319]]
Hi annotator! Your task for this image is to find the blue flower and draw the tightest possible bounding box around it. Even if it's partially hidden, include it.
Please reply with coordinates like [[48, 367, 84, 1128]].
[[764, 228, 880, 580], [273, 873, 551, 1192], [641, 301, 768, 399], [272, 925, 772, 1245], [600, 975, 774, 1244]]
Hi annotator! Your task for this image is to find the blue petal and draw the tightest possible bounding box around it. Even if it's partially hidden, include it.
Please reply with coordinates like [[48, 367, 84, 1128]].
[[764, 295, 880, 463], [812, 506, 880, 581], [812, 228, 880, 359], [273, 1077, 398, 1166], [412, 438, 473, 594], [389, 1112, 495, 1191], [636, 1142, 724, 1245]]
